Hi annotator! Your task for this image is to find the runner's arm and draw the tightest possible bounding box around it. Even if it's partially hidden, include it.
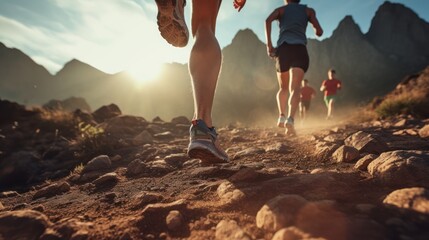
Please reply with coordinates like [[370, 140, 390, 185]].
[[320, 81, 326, 92], [307, 8, 323, 37], [265, 8, 281, 57], [337, 81, 342, 90]]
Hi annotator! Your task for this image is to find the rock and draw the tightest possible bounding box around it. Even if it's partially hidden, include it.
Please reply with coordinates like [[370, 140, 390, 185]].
[[0, 151, 41, 189], [50, 218, 93, 240], [233, 147, 265, 159], [394, 119, 408, 127], [314, 142, 340, 160], [0, 202, 4, 210], [266, 143, 290, 154], [32, 205, 45, 213], [228, 168, 259, 182], [126, 159, 146, 176], [0, 191, 20, 198], [0, 210, 51, 240], [164, 153, 189, 167], [132, 192, 164, 208], [217, 182, 247, 206], [99, 115, 148, 137], [256, 194, 308, 232], [368, 150, 429, 187], [419, 124, 429, 138], [92, 172, 119, 189], [132, 130, 153, 145], [332, 145, 360, 163], [82, 155, 111, 173], [146, 160, 175, 174], [215, 220, 251, 240], [345, 131, 389, 154], [166, 210, 184, 231], [294, 201, 348, 240], [33, 182, 71, 199], [110, 155, 122, 162], [171, 116, 189, 125], [354, 154, 378, 171], [383, 187, 429, 214], [139, 200, 187, 230], [190, 166, 219, 177], [272, 227, 314, 240], [154, 131, 174, 140], [92, 104, 121, 123], [152, 116, 164, 123]]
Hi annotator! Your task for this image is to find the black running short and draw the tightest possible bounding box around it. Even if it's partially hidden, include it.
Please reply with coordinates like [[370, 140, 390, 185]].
[[275, 43, 309, 73], [300, 100, 311, 110]]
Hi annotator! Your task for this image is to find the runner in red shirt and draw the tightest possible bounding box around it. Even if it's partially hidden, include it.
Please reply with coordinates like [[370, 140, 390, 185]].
[[299, 79, 316, 121], [320, 69, 342, 120]]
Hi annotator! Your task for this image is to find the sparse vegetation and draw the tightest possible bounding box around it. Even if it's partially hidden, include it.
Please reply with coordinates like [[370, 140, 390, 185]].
[[71, 163, 84, 175], [76, 122, 116, 157], [375, 92, 428, 118]]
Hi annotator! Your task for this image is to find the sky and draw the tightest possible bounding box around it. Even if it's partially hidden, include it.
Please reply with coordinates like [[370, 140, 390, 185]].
[[1, 0, 428, 81]]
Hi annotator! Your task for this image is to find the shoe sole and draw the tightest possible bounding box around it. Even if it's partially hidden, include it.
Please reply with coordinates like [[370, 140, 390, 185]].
[[187, 140, 229, 164], [155, 0, 189, 47]]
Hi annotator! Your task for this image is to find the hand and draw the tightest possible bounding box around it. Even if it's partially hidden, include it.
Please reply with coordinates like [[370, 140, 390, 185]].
[[267, 46, 276, 58], [233, 0, 246, 12]]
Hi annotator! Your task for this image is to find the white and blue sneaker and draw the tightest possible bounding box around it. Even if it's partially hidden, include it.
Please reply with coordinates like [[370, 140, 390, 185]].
[[285, 117, 296, 136], [187, 119, 229, 164], [277, 115, 286, 128]]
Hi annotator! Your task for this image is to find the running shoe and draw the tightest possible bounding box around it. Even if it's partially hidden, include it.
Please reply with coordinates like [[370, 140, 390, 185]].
[[155, 0, 189, 47], [277, 115, 286, 128], [285, 117, 296, 136], [187, 119, 229, 163]]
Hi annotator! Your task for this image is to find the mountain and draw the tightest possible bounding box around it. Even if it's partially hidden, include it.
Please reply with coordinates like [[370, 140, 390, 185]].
[[366, 1, 429, 71], [0, 1, 428, 125], [0, 42, 53, 104]]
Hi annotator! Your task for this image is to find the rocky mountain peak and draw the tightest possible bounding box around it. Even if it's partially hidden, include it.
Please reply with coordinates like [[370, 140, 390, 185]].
[[331, 15, 363, 40], [230, 28, 263, 47], [55, 58, 108, 78], [366, 1, 429, 70]]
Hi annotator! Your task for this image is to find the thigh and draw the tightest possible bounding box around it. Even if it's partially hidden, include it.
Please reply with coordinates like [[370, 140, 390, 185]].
[[191, 0, 222, 35]]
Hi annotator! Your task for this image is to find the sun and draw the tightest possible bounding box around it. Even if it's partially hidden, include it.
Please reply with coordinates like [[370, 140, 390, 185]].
[[125, 61, 163, 85]]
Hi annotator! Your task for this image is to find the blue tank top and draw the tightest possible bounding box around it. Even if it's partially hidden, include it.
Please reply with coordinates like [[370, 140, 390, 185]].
[[277, 3, 308, 46]]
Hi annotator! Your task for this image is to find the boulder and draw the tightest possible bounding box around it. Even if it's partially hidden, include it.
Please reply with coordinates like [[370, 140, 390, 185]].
[[419, 124, 429, 138], [0, 210, 51, 240], [215, 220, 251, 240], [171, 116, 190, 125], [233, 147, 265, 159], [345, 131, 389, 154], [92, 104, 121, 123], [256, 194, 308, 232], [383, 187, 429, 214], [126, 159, 146, 176], [82, 155, 111, 173], [33, 182, 71, 199], [332, 145, 360, 163], [132, 130, 154, 145], [368, 150, 429, 187], [266, 143, 290, 154], [166, 210, 184, 231], [92, 172, 119, 189], [272, 227, 315, 240], [354, 154, 378, 171]]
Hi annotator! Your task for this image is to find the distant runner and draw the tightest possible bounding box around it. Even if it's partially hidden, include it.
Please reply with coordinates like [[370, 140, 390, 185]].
[[320, 69, 342, 120], [299, 79, 316, 121], [265, 0, 323, 136]]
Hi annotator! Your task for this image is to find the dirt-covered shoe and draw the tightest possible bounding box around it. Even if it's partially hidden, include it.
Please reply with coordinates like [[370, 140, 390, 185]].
[[187, 119, 229, 164], [155, 0, 189, 47], [277, 115, 286, 128], [285, 117, 296, 136]]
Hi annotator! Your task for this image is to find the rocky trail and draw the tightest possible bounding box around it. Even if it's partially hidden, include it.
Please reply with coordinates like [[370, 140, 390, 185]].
[[1, 101, 429, 240]]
